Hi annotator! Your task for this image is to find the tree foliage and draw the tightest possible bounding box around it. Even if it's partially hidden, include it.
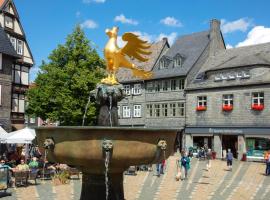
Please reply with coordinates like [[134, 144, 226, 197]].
[[26, 26, 105, 125]]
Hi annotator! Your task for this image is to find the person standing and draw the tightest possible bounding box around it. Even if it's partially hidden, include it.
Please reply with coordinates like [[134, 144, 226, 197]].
[[265, 150, 270, 176], [226, 149, 233, 171], [180, 151, 190, 180], [206, 149, 212, 171]]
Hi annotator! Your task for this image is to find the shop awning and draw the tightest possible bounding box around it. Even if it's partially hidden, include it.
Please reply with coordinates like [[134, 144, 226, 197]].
[[185, 126, 270, 135]]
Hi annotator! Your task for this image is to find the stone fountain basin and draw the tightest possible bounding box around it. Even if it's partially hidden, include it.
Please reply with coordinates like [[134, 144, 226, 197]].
[[36, 126, 177, 174]]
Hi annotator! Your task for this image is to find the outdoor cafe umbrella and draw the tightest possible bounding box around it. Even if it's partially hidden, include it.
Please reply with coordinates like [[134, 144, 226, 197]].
[[3, 127, 36, 144], [0, 126, 8, 143]]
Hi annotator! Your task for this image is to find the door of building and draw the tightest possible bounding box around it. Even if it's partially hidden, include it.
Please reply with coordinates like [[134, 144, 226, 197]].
[[222, 135, 238, 158]]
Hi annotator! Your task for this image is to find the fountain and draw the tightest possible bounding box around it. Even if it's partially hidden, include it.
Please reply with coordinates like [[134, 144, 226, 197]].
[[35, 27, 177, 200]]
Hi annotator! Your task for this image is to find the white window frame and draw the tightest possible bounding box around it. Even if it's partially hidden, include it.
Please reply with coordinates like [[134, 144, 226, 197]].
[[169, 103, 176, 117], [5, 16, 13, 29], [159, 59, 166, 69], [133, 84, 141, 95], [223, 94, 233, 106], [10, 37, 16, 50], [252, 92, 264, 105], [17, 40, 23, 55], [146, 104, 153, 117], [174, 55, 182, 67], [0, 53, 2, 70], [177, 102, 185, 117], [171, 79, 176, 91], [154, 104, 160, 117], [117, 106, 121, 118], [161, 103, 168, 117], [124, 85, 130, 95], [197, 96, 207, 107], [162, 80, 169, 91], [146, 82, 153, 92], [123, 105, 130, 118], [179, 79, 185, 90], [133, 105, 141, 118], [0, 85, 2, 105]]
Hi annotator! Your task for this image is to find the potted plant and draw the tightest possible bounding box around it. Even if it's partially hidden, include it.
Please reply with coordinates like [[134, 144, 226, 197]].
[[251, 103, 264, 111], [222, 104, 233, 111], [52, 170, 70, 185], [196, 105, 207, 111]]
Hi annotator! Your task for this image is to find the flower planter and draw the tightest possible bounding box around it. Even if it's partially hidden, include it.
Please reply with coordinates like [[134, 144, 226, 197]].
[[196, 106, 207, 111], [222, 105, 233, 111], [251, 104, 264, 111]]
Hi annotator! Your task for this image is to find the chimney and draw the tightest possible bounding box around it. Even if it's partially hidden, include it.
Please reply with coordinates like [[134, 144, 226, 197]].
[[209, 19, 224, 56]]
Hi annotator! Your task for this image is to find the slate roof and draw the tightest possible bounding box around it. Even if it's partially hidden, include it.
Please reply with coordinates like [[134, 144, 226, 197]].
[[186, 42, 270, 90], [0, 26, 19, 58], [201, 42, 270, 73], [117, 39, 168, 83], [152, 31, 210, 79]]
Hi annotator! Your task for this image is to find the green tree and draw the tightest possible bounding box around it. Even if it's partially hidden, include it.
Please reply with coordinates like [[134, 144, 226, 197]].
[[26, 26, 105, 125]]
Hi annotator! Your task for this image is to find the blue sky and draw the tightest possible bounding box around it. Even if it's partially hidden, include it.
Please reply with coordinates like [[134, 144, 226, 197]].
[[14, 0, 270, 81]]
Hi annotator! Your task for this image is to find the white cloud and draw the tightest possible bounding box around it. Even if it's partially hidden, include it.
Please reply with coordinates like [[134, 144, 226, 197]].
[[114, 14, 138, 25], [82, 0, 106, 3], [80, 19, 98, 29], [226, 44, 233, 49], [117, 31, 177, 47], [236, 26, 270, 47], [221, 18, 253, 34], [156, 32, 178, 45], [160, 17, 183, 27]]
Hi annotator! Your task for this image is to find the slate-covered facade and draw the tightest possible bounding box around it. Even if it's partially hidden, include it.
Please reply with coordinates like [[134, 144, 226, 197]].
[[1, 0, 34, 130], [0, 0, 34, 131], [185, 38, 270, 160]]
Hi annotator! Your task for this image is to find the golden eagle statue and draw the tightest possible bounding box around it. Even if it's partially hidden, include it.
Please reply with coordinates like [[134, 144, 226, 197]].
[[101, 27, 152, 85]]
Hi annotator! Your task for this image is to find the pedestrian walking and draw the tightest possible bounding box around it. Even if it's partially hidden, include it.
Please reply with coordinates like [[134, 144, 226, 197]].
[[180, 151, 190, 180], [226, 149, 233, 171], [265, 150, 270, 176], [206, 149, 212, 171]]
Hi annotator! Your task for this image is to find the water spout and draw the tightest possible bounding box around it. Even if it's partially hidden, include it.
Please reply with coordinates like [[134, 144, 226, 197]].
[[102, 139, 113, 200]]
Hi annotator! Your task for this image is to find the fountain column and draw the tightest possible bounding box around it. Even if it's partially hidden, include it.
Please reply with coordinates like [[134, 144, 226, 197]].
[[80, 83, 125, 200]]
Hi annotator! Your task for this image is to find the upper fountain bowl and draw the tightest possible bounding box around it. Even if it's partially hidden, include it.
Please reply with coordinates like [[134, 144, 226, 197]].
[[35, 126, 177, 174]]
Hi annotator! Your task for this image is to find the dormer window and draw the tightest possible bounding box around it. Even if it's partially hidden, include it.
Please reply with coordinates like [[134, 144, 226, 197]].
[[159, 58, 167, 69], [174, 54, 183, 67]]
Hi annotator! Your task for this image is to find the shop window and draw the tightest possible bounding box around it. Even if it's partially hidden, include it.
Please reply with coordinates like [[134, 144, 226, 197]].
[[197, 96, 207, 111], [133, 105, 141, 118], [124, 85, 130, 95], [251, 92, 264, 111], [246, 138, 270, 157], [123, 106, 130, 118], [222, 94, 233, 111]]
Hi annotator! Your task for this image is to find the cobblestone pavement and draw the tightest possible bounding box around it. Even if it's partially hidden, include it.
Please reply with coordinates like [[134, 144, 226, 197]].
[[1, 155, 270, 200]]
